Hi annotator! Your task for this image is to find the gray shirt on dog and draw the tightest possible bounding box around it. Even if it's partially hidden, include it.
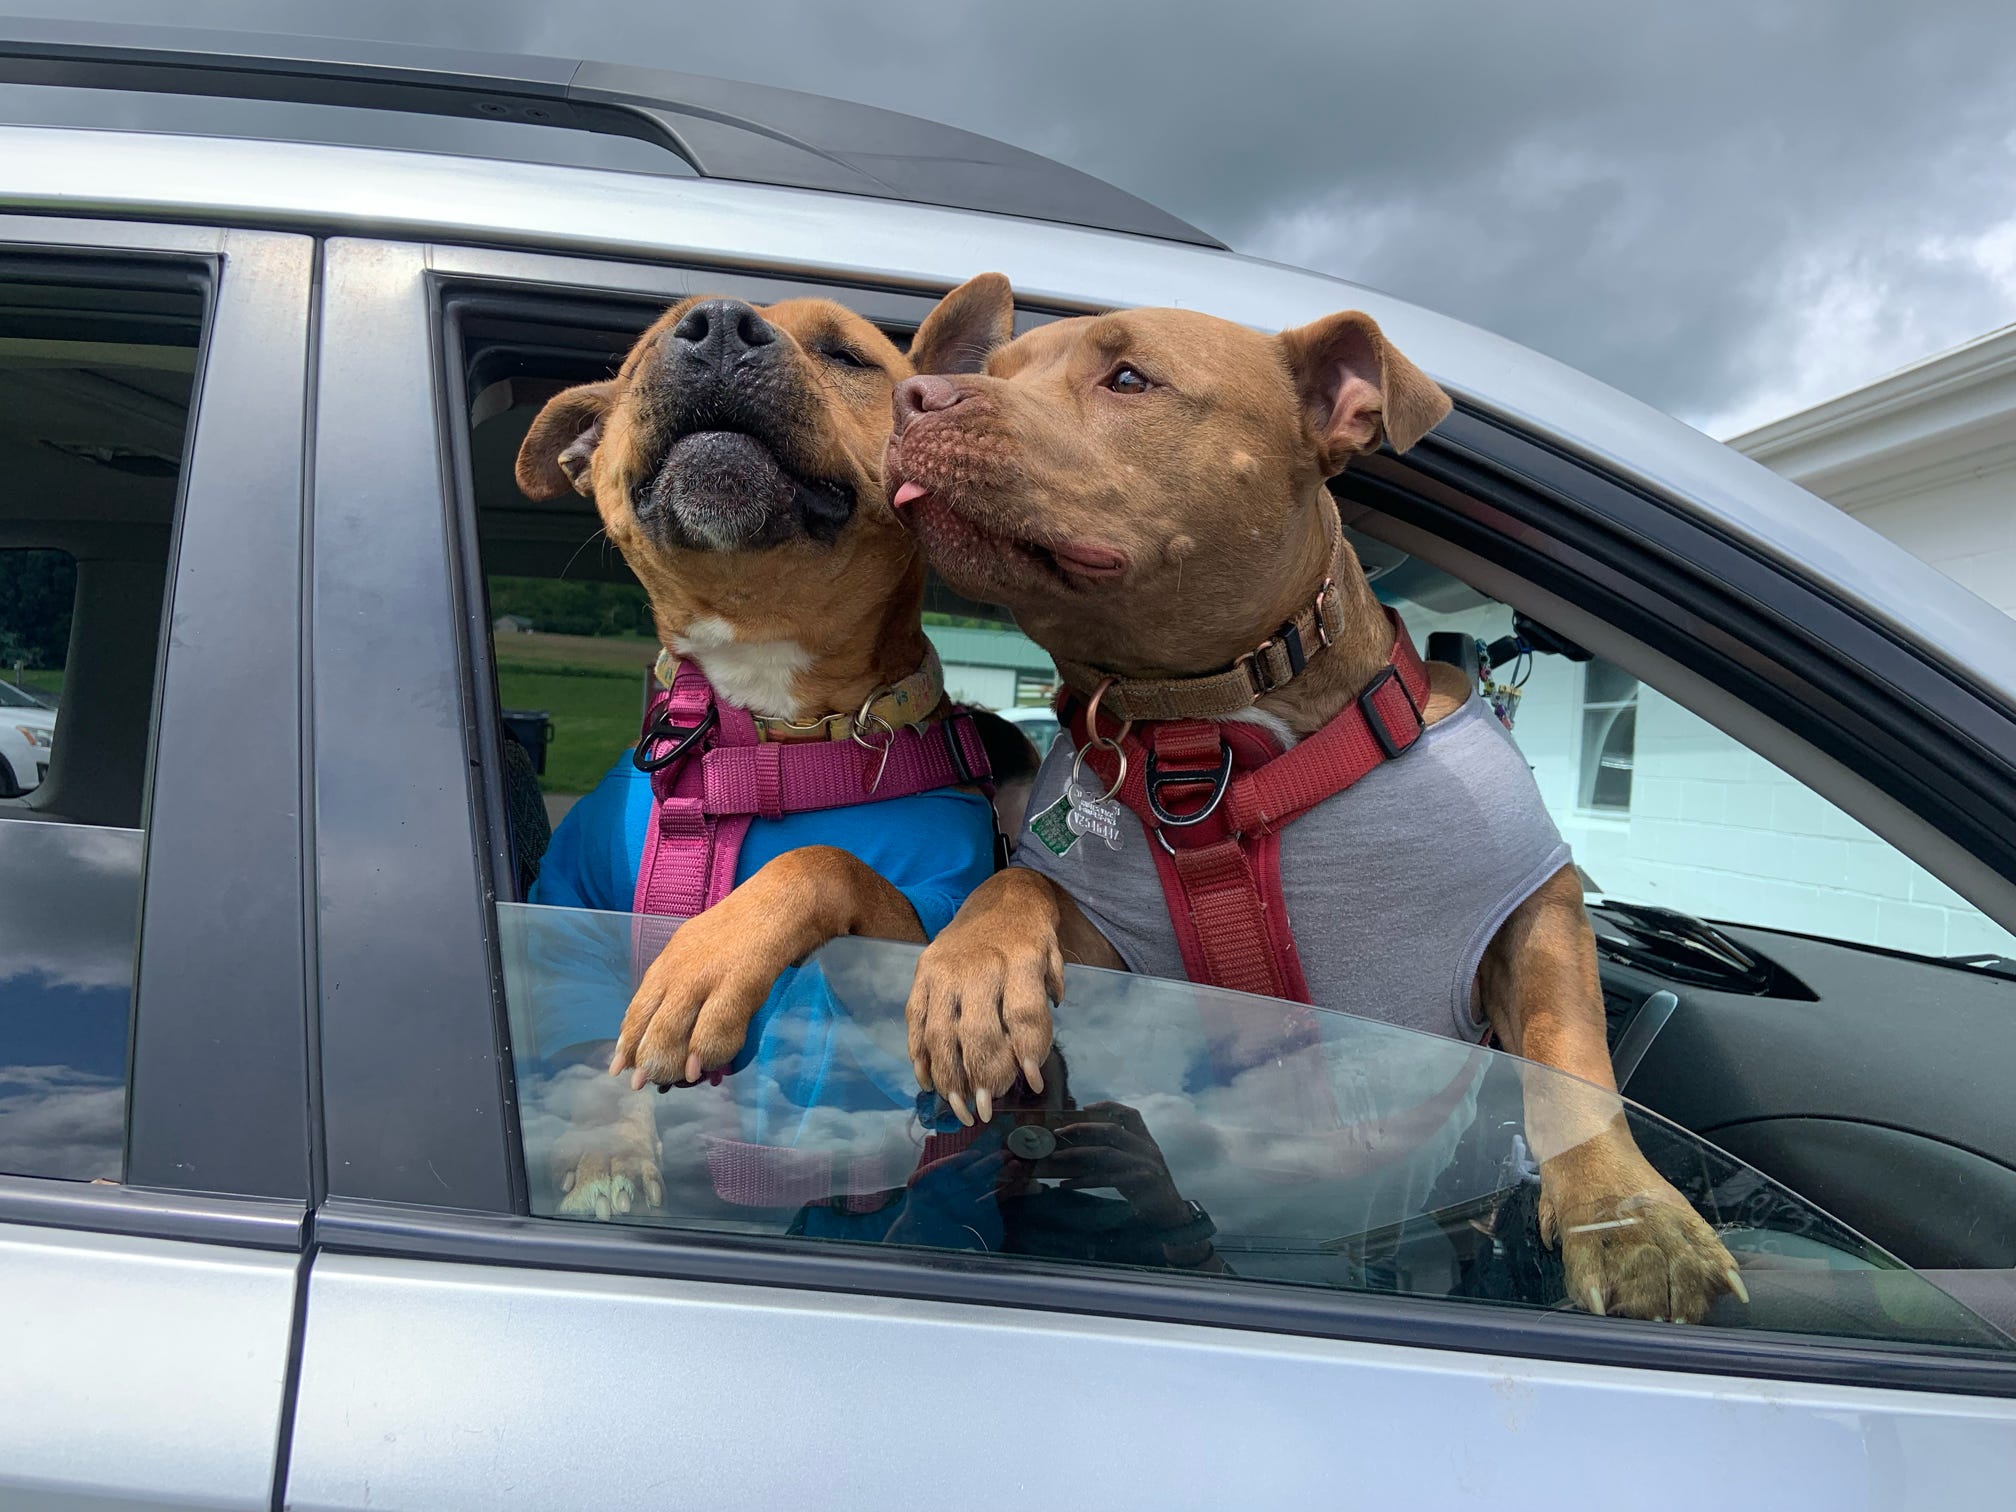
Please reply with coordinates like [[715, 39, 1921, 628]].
[[1012, 693, 1571, 1041]]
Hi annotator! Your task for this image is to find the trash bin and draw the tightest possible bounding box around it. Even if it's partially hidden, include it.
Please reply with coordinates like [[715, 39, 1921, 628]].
[[500, 709, 555, 775]]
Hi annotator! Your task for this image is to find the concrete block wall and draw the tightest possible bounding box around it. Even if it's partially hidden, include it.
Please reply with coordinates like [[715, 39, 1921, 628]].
[[1402, 602, 2016, 958], [1846, 473, 2016, 618]]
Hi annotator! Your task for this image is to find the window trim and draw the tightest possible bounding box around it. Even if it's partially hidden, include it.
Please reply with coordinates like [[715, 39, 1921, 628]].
[[0, 218, 317, 1205], [0, 1171, 305, 1251], [314, 1195, 2016, 1400]]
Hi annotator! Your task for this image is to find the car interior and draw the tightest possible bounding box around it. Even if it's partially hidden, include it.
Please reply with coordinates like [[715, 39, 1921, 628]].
[[0, 275, 193, 828], [448, 294, 2016, 1338]]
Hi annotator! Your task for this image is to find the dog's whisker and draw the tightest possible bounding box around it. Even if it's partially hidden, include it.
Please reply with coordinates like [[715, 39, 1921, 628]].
[[558, 526, 608, 581]]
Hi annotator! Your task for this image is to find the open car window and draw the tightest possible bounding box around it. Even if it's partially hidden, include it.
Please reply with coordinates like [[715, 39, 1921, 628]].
[[501, 903, 2012, 1354]]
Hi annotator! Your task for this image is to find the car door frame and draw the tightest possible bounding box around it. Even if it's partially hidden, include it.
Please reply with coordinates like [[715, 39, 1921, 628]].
[[0, 213, 315, 1511], [296, 235, 2016, 1410]]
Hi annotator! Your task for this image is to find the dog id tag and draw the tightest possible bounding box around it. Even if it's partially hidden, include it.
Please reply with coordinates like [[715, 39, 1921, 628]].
[[1062, 777, 1126, 853], [1029, 788, 1082, 857]]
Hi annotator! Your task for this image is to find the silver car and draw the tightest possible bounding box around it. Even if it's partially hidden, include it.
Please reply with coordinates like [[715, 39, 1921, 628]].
[[1, 19, 2012, 1512]]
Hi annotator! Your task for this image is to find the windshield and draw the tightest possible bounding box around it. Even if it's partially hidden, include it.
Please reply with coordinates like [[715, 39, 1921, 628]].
[[501, 902, 2009, 1352]]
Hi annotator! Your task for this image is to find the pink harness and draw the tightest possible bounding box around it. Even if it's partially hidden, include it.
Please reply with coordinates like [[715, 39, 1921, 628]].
[[631, 658, 995, 920]]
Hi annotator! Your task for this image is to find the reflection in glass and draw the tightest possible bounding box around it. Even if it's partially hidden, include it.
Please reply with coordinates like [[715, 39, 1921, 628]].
[[500, 902, 2011, 1351], [0, 822, 139, 1180]]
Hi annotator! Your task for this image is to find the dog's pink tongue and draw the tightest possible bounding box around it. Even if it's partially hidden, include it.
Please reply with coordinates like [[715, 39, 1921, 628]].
[[891, 480, 929, 510]]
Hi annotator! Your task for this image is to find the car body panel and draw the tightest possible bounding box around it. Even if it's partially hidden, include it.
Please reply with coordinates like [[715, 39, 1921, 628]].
[[287, 1252, 2016, 1512], [0, 1220, 296, 1510]]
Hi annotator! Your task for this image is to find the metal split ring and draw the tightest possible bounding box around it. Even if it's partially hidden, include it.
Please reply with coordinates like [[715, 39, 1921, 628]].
[[852, 700, 897, 791], [1068, 731, 1129, 804]]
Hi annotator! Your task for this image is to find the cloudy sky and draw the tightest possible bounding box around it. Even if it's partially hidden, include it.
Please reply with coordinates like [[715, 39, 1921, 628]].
[[13, 0, 2016, 436]]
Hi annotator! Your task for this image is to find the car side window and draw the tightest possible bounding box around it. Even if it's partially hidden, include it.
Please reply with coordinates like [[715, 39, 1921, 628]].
[[497, 911, 2008, 1354], [442, 285, 2008, 1357], [0, 270, 204, 1181]]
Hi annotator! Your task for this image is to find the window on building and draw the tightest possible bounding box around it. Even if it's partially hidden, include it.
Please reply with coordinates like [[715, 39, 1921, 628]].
[[1580, 660, 1639, 812]]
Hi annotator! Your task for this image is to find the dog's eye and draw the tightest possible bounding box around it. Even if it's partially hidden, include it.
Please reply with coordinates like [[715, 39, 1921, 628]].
[[820, 345, 873, 370], [1106, 365, 1152, 395]]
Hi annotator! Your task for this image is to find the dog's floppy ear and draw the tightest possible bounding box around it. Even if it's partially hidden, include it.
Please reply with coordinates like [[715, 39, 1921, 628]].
[[515, 380, 619, 501], [1278, 311, 1451, 472], [908, 272, 1015, 375]]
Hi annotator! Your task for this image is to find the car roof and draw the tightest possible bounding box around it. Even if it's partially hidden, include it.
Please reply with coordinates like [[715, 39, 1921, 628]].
[[0, 20, 1220, 248], [5, 122, 2012, 712]]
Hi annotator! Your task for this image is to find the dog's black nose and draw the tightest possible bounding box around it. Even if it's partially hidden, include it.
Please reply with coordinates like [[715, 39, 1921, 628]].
[[892, 374, 969, 434], [671, 298, 777, 365]]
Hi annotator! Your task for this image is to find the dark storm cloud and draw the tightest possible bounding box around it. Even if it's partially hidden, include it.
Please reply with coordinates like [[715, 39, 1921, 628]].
[[13, 0, 2016, 431]]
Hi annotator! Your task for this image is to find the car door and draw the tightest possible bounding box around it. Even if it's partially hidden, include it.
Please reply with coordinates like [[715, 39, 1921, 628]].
[[284, 237, 2016, 1512], [0, 217, 313, 1509]]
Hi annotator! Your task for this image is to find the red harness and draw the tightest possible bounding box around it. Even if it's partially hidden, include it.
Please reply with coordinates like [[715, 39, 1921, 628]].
[[1064, 608, 1431, 1004]]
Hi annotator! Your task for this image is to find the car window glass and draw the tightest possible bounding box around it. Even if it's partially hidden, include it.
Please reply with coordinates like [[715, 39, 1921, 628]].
[[0, 271, 202, 1181], [500, 908, 2010, 1353]]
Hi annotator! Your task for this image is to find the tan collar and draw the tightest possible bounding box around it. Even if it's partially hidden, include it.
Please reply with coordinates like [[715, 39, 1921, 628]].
[[653, 643, 947, 743], [1051, 515, 1351, 723]]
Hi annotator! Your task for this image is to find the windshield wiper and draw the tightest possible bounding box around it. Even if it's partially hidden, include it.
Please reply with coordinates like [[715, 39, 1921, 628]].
[[1950, 953, 2016, 983], [1587, 899, 1814, 998]]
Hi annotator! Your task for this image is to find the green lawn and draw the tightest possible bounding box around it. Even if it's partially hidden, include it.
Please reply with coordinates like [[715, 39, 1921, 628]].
[[495, 634, 657, 795], [5, 667, 63, 701]]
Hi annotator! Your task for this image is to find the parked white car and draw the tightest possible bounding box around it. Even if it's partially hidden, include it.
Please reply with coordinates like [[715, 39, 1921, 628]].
[[998, 702, 1063, 757], [0, 677, 54, 797]]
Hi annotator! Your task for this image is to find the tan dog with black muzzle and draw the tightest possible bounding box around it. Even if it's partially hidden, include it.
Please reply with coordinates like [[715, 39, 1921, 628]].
[[878, 305, 1745, 1324], [512, 276, 1014, 1214]]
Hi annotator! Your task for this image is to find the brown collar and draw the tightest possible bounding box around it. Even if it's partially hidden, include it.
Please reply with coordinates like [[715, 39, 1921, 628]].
[[1051, 518, 1352, 723]]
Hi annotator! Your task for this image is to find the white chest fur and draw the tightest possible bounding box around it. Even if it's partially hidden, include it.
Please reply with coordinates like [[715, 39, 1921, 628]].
[[670, 615, 810, 720]]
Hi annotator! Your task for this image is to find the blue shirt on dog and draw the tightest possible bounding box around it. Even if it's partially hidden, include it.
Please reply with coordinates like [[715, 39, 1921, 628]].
[[525, 750, 996, 1061]]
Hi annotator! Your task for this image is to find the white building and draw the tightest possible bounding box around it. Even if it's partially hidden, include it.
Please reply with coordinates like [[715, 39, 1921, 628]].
[[925, 623, 1059, 711], [1403, 329, 2016, 959]]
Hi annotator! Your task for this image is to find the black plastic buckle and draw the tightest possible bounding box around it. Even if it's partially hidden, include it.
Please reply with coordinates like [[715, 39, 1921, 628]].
[[941, 714, 980, 784], [1358, 667, 1423, 759], [1278, 620, 1307, 679], [631, 705, 717, 772], [1145, 741, 1234, 827]]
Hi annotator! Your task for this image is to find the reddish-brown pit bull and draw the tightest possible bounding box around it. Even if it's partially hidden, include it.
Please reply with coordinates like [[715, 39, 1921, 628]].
[[875, 304, 1744, 1323]]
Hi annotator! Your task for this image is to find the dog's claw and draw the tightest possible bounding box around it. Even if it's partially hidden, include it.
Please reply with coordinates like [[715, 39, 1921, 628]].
[[913, 1058, 932, 1091], [975, 1087, 993, 1124], [1726, 1267, 1749, 1305], [1021, 1059, 1045, 1095], [1588, 1286, 1605, 1317], [685, 1052, 704, 1085], [948, 1091, 974, 1127]]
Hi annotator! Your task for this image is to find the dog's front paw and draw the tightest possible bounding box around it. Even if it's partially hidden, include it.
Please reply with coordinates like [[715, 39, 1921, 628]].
[[1541, 1151, 1745, 1323], [547, 1081, 665, 1221], [611, 908, 782, 1088], [906, 923, 1061, 1124]]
